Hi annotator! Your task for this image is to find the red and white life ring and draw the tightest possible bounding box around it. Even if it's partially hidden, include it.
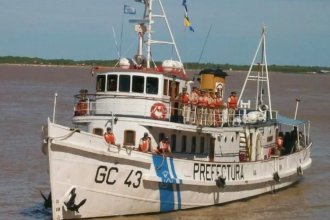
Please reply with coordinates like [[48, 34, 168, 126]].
[[150, 103, 167, 120]]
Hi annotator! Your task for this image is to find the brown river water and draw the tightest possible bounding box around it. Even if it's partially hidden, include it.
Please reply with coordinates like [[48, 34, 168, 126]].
[[0, 65, 329, 220]]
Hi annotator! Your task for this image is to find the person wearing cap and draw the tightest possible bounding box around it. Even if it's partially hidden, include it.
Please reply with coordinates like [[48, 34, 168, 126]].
[[157, 136, 172, 155], [227, 91, 238, 125], [104, 127, 116, 144], [175, 87, 190, 124], [139, 132, 152, 153]]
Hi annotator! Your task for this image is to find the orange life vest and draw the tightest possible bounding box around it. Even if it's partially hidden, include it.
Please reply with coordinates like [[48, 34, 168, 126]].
[[139, 138, 150, 152], [208, 97, 215, 108], [214, 98, 223, 108], [198, 96, 208, 107], [75, 101, 88, 116], [104, 133, 115, 144], [191, 91, 199, 105], [159, 141, 171, 153], [180, 93, 190, 104], [228, 95, 238, 109]]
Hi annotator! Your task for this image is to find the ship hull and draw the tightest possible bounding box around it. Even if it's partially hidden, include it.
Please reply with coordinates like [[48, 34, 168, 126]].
[[45, 122, 312, 220]]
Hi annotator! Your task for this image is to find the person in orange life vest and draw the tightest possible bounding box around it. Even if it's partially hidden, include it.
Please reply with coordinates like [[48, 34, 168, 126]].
[[190, 87, 199, 124], [207, 91, 215, 126], [197, 90, 208, 126], [139, 132, 152, 152], [104, 127, 115, 144], [227, 91, 238, 125], [157, 137, 172, 155], [214, 93, 224, 127], [75, 89, 88, 116], [273, 135, 285, 156], [175, 87, 190, 123]]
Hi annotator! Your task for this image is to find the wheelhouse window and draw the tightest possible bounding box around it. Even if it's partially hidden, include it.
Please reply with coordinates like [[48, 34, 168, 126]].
[[107, 75, 118, 91], [132, 76, 144, 93], [119, 75, 130, 92], [146, 77, 159, 94], [124, 130, 135, 145], [96, 75, 106, 92]]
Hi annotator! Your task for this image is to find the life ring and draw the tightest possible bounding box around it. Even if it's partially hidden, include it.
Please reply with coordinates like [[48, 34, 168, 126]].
[[75, 101, 88, 116], [150, 103, 167, 120]]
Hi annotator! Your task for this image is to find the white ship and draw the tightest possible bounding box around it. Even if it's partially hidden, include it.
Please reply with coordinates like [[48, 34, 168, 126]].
[[41, 0, 312, 219]]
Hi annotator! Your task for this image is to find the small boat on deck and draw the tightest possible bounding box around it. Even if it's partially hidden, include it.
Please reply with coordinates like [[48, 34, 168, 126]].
[[41, 0, 312, 219]]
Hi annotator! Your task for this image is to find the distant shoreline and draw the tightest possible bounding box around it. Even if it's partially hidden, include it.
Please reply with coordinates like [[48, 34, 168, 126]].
[[0, 56, 329, 74]]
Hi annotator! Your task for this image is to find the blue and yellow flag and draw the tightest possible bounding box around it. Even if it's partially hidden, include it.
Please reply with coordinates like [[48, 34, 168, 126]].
[[182, 0, 194, 32]]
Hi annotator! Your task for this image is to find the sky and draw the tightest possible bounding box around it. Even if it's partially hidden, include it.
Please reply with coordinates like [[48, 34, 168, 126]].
[[0, 0, 329, 67]]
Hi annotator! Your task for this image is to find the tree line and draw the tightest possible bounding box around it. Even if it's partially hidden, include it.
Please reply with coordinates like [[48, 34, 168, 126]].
[[0, 56, 329, 73]]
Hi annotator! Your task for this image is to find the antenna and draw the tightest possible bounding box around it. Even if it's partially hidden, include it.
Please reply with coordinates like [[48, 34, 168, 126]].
[[112, 26, 120, 59], [198, 24, 213, 63], [129, 0, 185, 73]]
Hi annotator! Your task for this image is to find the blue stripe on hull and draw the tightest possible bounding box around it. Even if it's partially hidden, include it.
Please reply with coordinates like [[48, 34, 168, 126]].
[[152, 155, 181, 212]]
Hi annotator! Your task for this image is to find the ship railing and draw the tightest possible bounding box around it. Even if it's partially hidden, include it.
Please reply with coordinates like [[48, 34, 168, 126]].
[[73, 94, 281, 128]]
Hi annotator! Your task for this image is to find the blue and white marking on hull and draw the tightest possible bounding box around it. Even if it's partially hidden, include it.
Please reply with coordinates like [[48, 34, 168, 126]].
[[152, 155, 182, 212]]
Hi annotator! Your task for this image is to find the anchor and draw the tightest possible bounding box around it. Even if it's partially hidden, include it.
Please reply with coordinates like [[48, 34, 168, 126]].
[[64, 188, 87, 213]]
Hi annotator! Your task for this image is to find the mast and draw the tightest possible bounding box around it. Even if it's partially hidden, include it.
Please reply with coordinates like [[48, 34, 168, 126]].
[[238, 26, 272, 117], [131, 0, 185, 73]]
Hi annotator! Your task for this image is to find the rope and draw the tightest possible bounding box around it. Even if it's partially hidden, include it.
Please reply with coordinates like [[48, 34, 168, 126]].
[[156, 153, 166, 170], [49, 128, 80, 141]]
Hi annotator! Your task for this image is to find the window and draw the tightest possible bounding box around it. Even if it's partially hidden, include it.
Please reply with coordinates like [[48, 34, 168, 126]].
[[132, 76, 144, 93], [171, 134, 176, 152], [146, 77, 159, 94], [182, 135, 187, 153], [200, 137, 205, 153], [119, 75, 130, 92], [93, 128, 103, 136], [124, 130, 135, 145], [107, 75, 118, 91], [191, 136, 196, 153], [96, 75, 106, 92]]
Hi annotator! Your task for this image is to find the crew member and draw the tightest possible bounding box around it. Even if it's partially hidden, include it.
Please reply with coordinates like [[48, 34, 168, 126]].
[[207, 91, 215, 126], [104, 127, 115, 144], [214, 93, 224, 127], [197, 90, 208, 126], [175, 87, 190, 123], [139, 132, 152, 152], [75, 89, 88, 116], [190, 87, 199, 124], [273, 136, 284, 156], [157, 137, 172, 155], [227, 91, 238, 125]]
